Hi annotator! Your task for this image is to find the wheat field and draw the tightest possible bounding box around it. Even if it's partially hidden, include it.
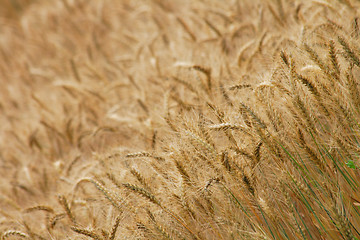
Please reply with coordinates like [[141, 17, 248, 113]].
[[0, 0, 360, 239]]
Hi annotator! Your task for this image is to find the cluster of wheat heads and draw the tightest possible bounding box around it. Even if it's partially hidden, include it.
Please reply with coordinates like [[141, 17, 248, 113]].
[[0, 0, 360, 239]]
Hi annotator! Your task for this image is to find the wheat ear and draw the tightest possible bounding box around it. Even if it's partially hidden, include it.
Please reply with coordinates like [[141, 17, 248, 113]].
[[71, 227, 103, 240], [109, 215, 121, 240], [1, 231, 28, 240]]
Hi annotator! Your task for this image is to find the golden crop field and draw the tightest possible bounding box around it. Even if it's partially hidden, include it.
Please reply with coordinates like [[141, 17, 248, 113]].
[[0, 0, 360, 239]]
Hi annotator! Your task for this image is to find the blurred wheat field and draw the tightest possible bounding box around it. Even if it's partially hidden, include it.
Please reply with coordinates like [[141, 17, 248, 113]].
[[0, 0, 360, 239]]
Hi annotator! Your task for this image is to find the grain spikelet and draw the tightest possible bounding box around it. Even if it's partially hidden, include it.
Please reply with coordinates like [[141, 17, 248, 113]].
[[58, 195, 76, 224], [303, 43, 328, 75], [242, 172, 255, 196], [290, 60, 320, 97], [71, 227, 103, 240], [329, 40, 341, 79], [239, 103, 267, 129], [297, 129, 324, 171], [126, 152, 165, 162], [338, 36, 360, 67], [268, 3, 285, 27], [172, 77, 198, 95], [220, 83, 233, 106], [192, 65, 212, 93], [130, 168, 151, 191], [253, 141, 262, 166], [78, 178, 122, 211], [24, 205, 54, 213], [280, 50, 290, 67], [208, 123, 252, 137], [70, 59, 82, 82], [1, 231, 28, 240], [198, 113, 215, 148], [174, 158, 191, 185], [176, 17, 197, 42], [220, 150, 231, 172], [184, 129, 217, 157], [122, 183, 161, 206], [147, 210, 174, 240], [346, 66, 360, 112], [229, 84, 252, 90], [204, 18, 222, 37], [109, 215, 121, 240], [49, 213, 66, 229]]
